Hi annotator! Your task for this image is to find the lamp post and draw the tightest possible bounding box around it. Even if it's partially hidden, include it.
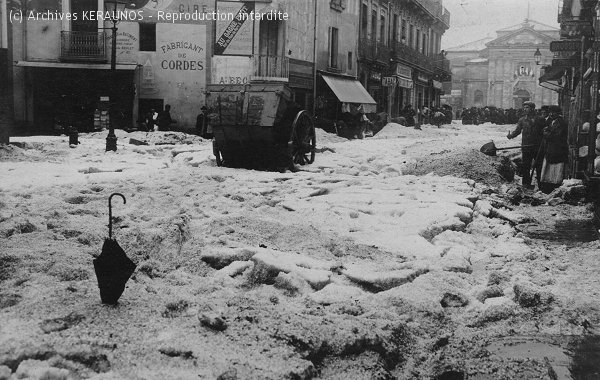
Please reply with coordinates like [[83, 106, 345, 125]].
[[534, 48, 542, 65], [104, 0, 127, 152]]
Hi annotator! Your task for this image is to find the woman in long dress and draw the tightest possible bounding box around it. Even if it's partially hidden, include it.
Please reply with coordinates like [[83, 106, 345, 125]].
[[539, 106, 568, 193]]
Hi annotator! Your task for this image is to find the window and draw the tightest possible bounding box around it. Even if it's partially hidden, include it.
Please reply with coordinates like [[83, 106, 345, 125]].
[[371, 9, 377, 39], [380, 15, 385, 43], [361, 4, 368, 38], [416, 29, 420, 51], [329, 27, 339, 68], [392, 14, 399, 42], [422, 32, 427, 54], [139, 23, 156, 52], [401, 20, 407, 44], [409, 24, 414, 48], [348, 51, 353, 70]]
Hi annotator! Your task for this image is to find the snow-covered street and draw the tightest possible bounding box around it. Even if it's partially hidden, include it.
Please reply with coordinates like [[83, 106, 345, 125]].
[[1, 122, 599, 379]]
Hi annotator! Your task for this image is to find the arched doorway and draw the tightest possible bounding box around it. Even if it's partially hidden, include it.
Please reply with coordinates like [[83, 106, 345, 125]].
[[513, 89, 530, 109], [474, 90, 484, 107]]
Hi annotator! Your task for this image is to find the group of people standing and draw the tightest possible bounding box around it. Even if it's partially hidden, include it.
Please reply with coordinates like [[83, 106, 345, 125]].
[[399, 104, 453, 128], [507, 101, 568, 193], [142, 105, 176, 132]]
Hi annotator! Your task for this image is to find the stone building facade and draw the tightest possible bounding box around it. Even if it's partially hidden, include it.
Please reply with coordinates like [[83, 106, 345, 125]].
[[4, 0, 324, 133], [358, 0, 451, 116], [445, 20, 560, 111]]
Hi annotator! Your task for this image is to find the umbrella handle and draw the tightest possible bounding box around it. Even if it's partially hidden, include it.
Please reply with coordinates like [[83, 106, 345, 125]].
[[108, 193, 126, 240]]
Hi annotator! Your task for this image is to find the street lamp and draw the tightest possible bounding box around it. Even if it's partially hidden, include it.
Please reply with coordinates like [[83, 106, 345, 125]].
[[104, 0, 128, 152], [534, 48, 542, 65]]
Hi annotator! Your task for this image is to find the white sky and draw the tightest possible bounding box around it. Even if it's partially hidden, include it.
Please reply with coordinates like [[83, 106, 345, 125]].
[[442, 0, 561, 49]]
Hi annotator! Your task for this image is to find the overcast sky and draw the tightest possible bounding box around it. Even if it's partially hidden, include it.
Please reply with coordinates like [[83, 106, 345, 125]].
[[441, 0, 561, 49]]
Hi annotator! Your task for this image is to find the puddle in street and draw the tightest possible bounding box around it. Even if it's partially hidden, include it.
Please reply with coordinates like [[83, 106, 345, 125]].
[[467, 335, 600, 379], [520, 219, 599, 245]]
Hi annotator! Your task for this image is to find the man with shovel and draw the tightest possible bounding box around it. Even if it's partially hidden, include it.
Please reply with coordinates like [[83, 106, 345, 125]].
[[507, 101, 545, 189]]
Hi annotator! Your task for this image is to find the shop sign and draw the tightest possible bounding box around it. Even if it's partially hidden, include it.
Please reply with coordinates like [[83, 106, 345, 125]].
[[560, 21, 594, 39], [382, 76, 397, 86], [451, 89, 461, 96], [417, 73, 429, 83], [370, 72, 382, 81], [394, 63, 412, 78], [432, 80, 443, 89], [215, 1, 255, 55], [552, 58, 580, 67], [550, 40, 584, 52], [397, 77, 413, 89]]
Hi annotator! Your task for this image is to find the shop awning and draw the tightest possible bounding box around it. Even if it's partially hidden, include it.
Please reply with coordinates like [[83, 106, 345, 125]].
[[15, 61, 139, 70], [539, 65, 565, 93], [321, 74, 377, 113]]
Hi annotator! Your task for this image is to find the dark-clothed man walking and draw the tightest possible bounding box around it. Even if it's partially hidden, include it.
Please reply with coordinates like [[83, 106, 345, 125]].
[[158, 104, 176, 132], [507, 101, 544, 189]]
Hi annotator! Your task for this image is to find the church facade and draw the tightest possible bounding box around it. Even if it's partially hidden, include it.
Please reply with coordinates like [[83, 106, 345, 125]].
[[444, 20, 560, 111]]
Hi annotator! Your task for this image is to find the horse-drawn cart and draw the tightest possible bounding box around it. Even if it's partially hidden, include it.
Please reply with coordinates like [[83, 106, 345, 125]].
[[205, 83, 316, 171]]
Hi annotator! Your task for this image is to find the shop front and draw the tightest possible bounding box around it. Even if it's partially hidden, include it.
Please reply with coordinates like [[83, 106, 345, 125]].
[[15, 62, 138, 134]]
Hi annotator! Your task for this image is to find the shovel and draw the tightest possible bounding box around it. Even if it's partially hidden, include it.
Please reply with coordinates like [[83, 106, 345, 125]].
[[480, 141, 536, 156], [93, 193, 136, 305]]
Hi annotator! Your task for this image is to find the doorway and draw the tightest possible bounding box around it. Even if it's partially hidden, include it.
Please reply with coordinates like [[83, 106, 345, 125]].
[[513, 89, 530, 109]]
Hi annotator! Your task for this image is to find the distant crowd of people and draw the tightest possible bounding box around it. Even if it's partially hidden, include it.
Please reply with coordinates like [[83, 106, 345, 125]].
[[459, 106, 538, 125], [395, 104, 453, 128]]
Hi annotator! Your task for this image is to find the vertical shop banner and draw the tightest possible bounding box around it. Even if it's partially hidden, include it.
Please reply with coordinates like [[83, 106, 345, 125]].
[[214, 1, 255, 55]]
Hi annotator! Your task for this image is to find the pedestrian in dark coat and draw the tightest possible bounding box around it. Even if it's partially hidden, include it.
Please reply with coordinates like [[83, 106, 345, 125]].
[[507, 101, 544, 188], [158, 104, 176, 131], [196, 106, 211, 138], [402, 104, 416, 127], [539, 106, 568, 193]]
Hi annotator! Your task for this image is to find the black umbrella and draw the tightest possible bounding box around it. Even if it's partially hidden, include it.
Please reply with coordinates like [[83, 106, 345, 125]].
[[93, 193, 136, 305]]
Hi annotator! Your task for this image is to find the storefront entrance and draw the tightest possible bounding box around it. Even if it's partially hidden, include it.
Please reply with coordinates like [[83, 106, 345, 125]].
[[32, 68, 135, 133]]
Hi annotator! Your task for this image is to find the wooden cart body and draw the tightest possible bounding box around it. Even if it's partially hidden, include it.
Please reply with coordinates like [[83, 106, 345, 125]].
[[206, 83, 315, 169]]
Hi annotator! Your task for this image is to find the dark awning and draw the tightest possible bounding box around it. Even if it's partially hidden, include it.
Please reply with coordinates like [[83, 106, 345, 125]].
[[321, 74, 377, 113], [539, 65, 565, 83], [539, 65, 566, 93]]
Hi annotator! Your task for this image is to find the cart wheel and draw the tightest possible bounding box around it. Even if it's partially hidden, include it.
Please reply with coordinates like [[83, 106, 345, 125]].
[[213, 141, 223, 167], [290, 110, 316, 166]]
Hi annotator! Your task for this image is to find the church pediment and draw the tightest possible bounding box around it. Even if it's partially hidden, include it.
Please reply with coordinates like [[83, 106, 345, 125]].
[[487, 27, 555, 47]]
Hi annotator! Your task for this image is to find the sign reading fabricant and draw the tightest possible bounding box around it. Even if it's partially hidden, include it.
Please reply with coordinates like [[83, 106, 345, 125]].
[[215, 1, 255, 55], [552, 58, 580, 67], [157, 24, 206, 71], [550, 40, 584, 52], [382, 76, 397, 86]]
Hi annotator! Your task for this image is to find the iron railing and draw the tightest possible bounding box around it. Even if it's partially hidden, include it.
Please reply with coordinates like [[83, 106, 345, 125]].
[[412, 0, 450, 28], [60, 31, 107, 62], [358, 38, 391, 64], [252, 55, 289, 81]]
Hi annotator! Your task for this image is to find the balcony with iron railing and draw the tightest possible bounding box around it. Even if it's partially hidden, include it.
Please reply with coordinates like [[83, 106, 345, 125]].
[[358, 38, 391, 65], [251, 55, 289, 82], [60, 31, 107, 62], [410, 0, 450, 28], [391, 42, 452, 78]]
